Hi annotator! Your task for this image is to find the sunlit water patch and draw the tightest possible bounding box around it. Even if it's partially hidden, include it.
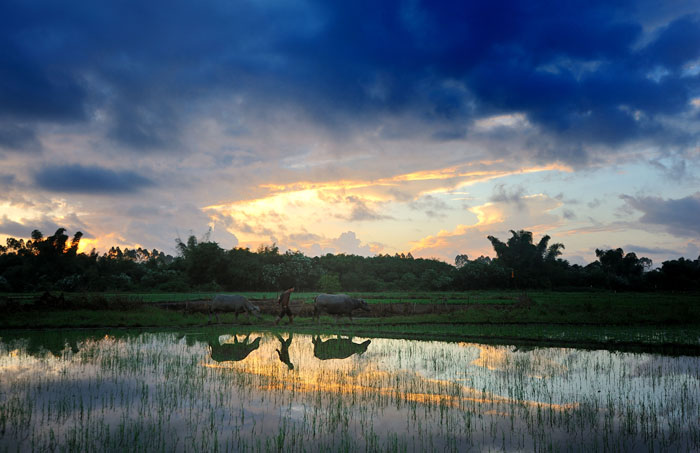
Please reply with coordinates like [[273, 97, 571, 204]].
[[1, 330, 699, 452]]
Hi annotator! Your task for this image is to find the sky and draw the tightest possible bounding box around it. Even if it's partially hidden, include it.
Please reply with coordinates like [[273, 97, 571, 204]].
[[1, 0, 699, 266]]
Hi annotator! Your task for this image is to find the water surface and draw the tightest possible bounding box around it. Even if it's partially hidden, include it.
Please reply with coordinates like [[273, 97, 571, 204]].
[[1, 329, 698, 451]]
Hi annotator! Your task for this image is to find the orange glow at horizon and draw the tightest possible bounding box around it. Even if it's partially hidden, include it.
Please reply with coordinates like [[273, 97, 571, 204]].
[[76, 237, 99, 254]]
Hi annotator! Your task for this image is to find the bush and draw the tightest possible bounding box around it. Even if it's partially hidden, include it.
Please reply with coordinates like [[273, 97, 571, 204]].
[[157, 280, 191, 292]]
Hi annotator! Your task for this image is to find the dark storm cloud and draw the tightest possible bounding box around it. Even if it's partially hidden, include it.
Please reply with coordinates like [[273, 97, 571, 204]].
[[621, 193, 700, 237], [34, 164, 154, 194], [2, 0, 699, 158], [108, 102, 179, 150], [642, 15, 700, 68], [0, 123, 42, 153], [0, 43, 86, 123]]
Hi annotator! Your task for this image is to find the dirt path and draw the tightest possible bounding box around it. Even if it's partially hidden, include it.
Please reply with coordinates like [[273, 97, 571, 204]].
[[156, 295, 532, 318]]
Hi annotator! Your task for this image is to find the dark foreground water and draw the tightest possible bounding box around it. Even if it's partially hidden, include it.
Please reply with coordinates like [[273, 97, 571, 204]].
[[1, 329, 699, 452]]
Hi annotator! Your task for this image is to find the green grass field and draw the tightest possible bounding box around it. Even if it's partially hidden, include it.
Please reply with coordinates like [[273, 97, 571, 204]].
[[2, 290, 699, 350]]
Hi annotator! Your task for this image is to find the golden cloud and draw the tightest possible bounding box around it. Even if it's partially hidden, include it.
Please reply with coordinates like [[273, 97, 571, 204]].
[[203, 162, 571, 254]]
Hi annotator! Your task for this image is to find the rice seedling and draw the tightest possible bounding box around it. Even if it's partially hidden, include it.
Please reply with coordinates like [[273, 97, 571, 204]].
[[0, 329, 698, 451]]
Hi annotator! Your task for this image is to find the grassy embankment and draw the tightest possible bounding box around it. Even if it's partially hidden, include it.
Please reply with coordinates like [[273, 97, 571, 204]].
[[1, 291, 699, 350]]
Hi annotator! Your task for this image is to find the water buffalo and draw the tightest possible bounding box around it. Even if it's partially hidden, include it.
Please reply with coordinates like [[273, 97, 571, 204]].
[[312, 335, 371, 360], [208, 334, 261, 363], [209, 294, 261, 323], [313, 293, 370, 322]]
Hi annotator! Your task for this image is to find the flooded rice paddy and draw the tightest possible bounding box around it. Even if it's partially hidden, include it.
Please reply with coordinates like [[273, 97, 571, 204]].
[[1, 329, 699, 452]]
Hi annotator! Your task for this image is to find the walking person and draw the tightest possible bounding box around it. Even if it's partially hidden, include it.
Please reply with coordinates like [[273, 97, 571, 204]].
[[275, 287, 295, 325]]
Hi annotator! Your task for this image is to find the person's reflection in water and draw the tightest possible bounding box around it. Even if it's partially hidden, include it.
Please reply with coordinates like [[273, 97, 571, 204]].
[[275, 333, 294, 370]]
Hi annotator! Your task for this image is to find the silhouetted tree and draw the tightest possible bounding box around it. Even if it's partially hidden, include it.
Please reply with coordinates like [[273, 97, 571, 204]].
[[176, 235, 227, 288], [652, 256, 700, 290], [455, 254, 469, 269], [1, 225, 698, 293], [487, 230, 565, 287], [594, 248, 651, 289]]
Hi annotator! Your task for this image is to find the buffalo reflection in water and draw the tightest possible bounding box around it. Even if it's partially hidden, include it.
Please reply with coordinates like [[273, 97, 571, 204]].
[[312, 335, 371, 360], [207, 333, 261, 363]]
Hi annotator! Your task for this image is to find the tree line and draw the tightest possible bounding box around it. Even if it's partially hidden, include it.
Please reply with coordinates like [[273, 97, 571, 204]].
[[0, 228, 698, 292]]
